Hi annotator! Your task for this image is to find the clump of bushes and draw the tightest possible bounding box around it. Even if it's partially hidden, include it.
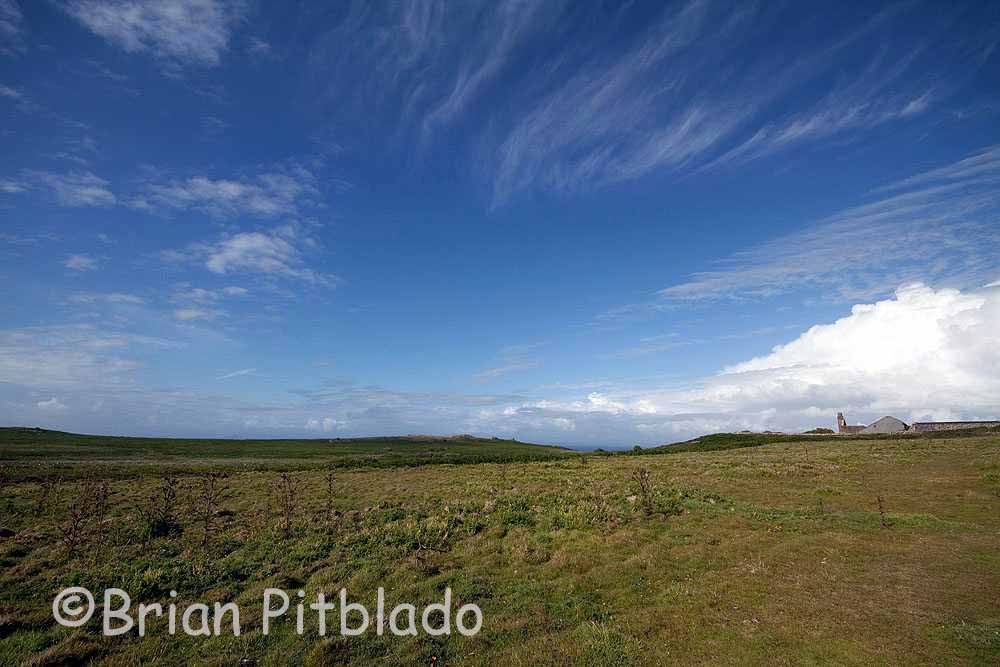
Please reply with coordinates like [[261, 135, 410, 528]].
[[193, 472, 230, 547], [630, 468, 686, 518], [58, 477, 112, 558], [34, 475, 61, 516], [139, 475, 182, 540], [272, 472, 298, 539], [632, 468, 654, 515]]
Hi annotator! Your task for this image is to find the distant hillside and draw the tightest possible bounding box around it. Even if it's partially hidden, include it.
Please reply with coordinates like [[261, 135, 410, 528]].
[[0, 428, 575, 477], [647, 432, 838, 454], [646, 425, 1000, 455]]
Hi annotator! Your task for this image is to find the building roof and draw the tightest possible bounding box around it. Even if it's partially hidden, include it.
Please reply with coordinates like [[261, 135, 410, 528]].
[[860, 416, 908, 434]]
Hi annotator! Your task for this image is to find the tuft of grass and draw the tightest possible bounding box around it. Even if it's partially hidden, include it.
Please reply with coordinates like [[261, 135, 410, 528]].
[[578, 621, 644, 664]]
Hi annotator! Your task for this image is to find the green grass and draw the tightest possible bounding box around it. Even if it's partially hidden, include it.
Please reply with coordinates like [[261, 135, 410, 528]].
[[1, 429, 999, 664]]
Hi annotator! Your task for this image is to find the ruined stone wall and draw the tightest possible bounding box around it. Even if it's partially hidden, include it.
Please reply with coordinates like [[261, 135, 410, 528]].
[[910, 421, 1000, 433], [836, 412, 865, 434]]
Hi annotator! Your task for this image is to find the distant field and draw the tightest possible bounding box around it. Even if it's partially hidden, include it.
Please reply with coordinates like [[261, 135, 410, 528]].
[[1, 429, 999, 664], [0, 428, 576, 477]]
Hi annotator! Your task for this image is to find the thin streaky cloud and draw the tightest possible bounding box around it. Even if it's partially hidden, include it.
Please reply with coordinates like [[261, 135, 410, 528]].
[[654, 147, 1000, 305], [304, 1, 990, 207], [217, 367, 255, 380], [486, 2, 940, 204], [871, 144, 1000, 194], [587, 146, 1000, 324], [0, 0, 23, 56], [474, 342, 546, 381], [25, 170, 116, 207]]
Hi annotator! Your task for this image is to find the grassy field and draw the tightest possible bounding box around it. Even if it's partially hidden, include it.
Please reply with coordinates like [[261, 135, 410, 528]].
[[1, 429, 999, 665]]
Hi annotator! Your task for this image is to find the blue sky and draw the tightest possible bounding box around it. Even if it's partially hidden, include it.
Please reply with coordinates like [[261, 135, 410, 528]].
[[2, 0, 1000, 447]]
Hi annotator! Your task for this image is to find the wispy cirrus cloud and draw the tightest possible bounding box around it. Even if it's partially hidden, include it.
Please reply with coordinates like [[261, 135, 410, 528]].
[[64, 0, 245, 67], [420, 0, 556, 132], [309, 0, 565, 149], [872, 144, 1000, 194], [604, 334, 688, 360], [605, 325, 803, 360], [474, 343, 544, 381], [217, 367, 254, 380], [486, 1, 990, 204], [309, 1, 995, 207], [596, 145, 1000, 320], [0, 0, 23, 56], [698, 48, 941, 171], [25, 170, 116, 207]]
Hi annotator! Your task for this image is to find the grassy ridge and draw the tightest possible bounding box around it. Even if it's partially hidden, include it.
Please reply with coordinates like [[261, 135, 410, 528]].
[[645, 426, 1000, 455], [0, 428, 575, 477]]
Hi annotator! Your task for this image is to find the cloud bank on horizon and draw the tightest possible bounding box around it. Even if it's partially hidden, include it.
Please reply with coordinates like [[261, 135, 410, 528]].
[[5, 282, 999, 446], [1, 0, 999, 446]]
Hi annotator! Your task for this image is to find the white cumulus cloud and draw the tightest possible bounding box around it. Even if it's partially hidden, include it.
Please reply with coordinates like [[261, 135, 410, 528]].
[[717, 282, 1000, 421], [163, 226, 337, 286], [515, 282, 1000, 440]]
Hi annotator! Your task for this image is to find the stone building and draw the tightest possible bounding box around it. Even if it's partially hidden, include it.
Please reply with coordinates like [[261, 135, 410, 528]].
[[837, 413, 907, 434], [836, 413, 865, 434], [837, 413, 1000, 434], [860, 416, 908, 434]]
